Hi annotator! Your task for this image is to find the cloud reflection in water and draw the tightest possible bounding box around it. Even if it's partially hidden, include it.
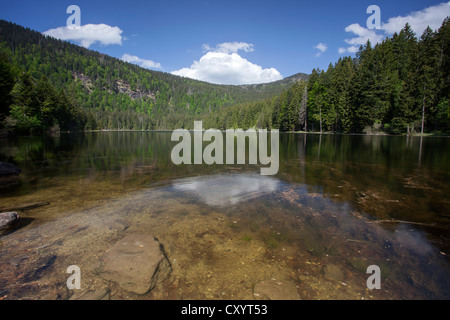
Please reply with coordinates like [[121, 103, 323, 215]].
[[172, 174, 280, 207]]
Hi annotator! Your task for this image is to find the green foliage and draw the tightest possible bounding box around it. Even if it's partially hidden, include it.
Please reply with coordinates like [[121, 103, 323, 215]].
[[9, 104, 42, 134], [0, 48, 15, 122], [0, 18, 448, 135], [304, 20, 450, 134], [0, 19, 307, 131], [203, 80, 308, 131], [4, 69, 87, 134], [204, 19, 449, 135]]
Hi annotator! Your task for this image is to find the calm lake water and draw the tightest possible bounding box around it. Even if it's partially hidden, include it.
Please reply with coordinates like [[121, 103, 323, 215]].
[[1, 132, 449, 299]]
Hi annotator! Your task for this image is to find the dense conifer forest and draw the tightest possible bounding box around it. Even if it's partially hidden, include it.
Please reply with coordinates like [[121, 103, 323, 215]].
[[205, 19, 449, 134], [0, 18, 448, 134]]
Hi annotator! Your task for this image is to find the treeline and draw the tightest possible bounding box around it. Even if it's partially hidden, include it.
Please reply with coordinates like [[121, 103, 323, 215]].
[[0, 19, 305, 132], [307, 20, 449, 134], [0, 51, 88, 134], [203, 81, 307, 131], [206, 19, 450, 135], [1, 18, 448, 135]]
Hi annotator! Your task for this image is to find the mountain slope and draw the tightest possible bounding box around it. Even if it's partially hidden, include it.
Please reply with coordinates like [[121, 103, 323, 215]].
[[0, 20, 308, 130]]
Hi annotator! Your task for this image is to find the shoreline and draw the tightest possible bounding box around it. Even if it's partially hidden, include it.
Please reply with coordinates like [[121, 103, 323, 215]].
[[66, 129, 450, 137], [3, 128, 449, 138]]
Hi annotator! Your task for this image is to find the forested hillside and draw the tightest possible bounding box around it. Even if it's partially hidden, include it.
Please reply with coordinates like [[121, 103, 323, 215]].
[[1, 18, 449, 135], [204, 19, 449, 135], [203, 80, 308, 131], [0, 20, 307, 133], [306, 21, 449, 134]]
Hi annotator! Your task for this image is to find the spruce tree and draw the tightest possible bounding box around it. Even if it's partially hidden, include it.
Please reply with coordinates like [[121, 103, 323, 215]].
[[0, 51, 14, 122]]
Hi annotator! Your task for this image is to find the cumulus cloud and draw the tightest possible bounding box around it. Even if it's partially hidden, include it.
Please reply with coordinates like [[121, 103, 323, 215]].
[[345, 23, 385, 46], [338, 2, 450, 55], [121, 54, 162, 69], [43, 24, 123, 48], [338, 23, 385, 54], [172, 42, 282, 85], [314, 43, 328, 57], [382, 1, 450, 35]]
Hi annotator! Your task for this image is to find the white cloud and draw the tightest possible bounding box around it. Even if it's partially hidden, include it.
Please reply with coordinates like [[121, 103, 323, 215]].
[[217, 42, 254, 54], [382, 1, 450, 35], [338, 44, 366, 55], [345, 23, 385, 47], [314, 43, 328, 57], [172, 42, 282, 85], [121, 54, 162, 69], [347, 46, 360, 53], [338, 23, 384, 54], [43, 24, 123, 48], [201, 44, 212, 53], [202, 42, 255, 54], [338, 2, 450, 55]]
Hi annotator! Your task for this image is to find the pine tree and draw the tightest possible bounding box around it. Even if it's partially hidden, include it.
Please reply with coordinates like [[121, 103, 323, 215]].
[[350, 41, 378, 133], [0, 50, 14, 122], [416, 27, 439, 134], [330, 57, 355, 132], [298, 81, 308, 132], [390, 24, 419, 134], [35, 75, 58, 128], [9, 72, 42, 133], [433, 17, 450, 132]]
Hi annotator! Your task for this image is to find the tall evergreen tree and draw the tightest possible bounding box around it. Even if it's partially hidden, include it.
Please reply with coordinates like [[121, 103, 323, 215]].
[[390, 24, 420, 134], [0, 50, 14, 122]]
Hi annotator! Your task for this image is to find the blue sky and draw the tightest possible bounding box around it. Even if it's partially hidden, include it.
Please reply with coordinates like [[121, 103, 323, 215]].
[[1, 0, 449, 84]]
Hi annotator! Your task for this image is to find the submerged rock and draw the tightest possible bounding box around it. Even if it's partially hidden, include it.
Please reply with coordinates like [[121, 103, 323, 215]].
[[98, 234, 171, 295], [0, 212, 19, 235], [69, 288, 110, 300], [253, 279, 301, 300], [324, 264, 345, 282], [0, 162, 21, 177]]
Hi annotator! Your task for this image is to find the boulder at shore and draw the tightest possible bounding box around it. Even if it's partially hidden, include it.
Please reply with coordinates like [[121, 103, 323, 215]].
[[98, 234, 171, 295], [0, 162, 21, 177], [0, 212, 20, 235]]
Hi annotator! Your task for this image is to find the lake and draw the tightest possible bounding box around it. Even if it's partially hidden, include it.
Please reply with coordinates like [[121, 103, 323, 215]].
[[1, 132, 449, 299]]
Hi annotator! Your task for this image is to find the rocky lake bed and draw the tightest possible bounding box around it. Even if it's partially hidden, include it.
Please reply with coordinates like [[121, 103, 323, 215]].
[[1, 174, 449, 300], [1, 133, 449, 300]]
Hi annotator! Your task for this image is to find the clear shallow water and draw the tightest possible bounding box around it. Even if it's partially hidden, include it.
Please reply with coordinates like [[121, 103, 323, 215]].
[[172, 174, 280, 207], [0, 132, 449, 299]]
